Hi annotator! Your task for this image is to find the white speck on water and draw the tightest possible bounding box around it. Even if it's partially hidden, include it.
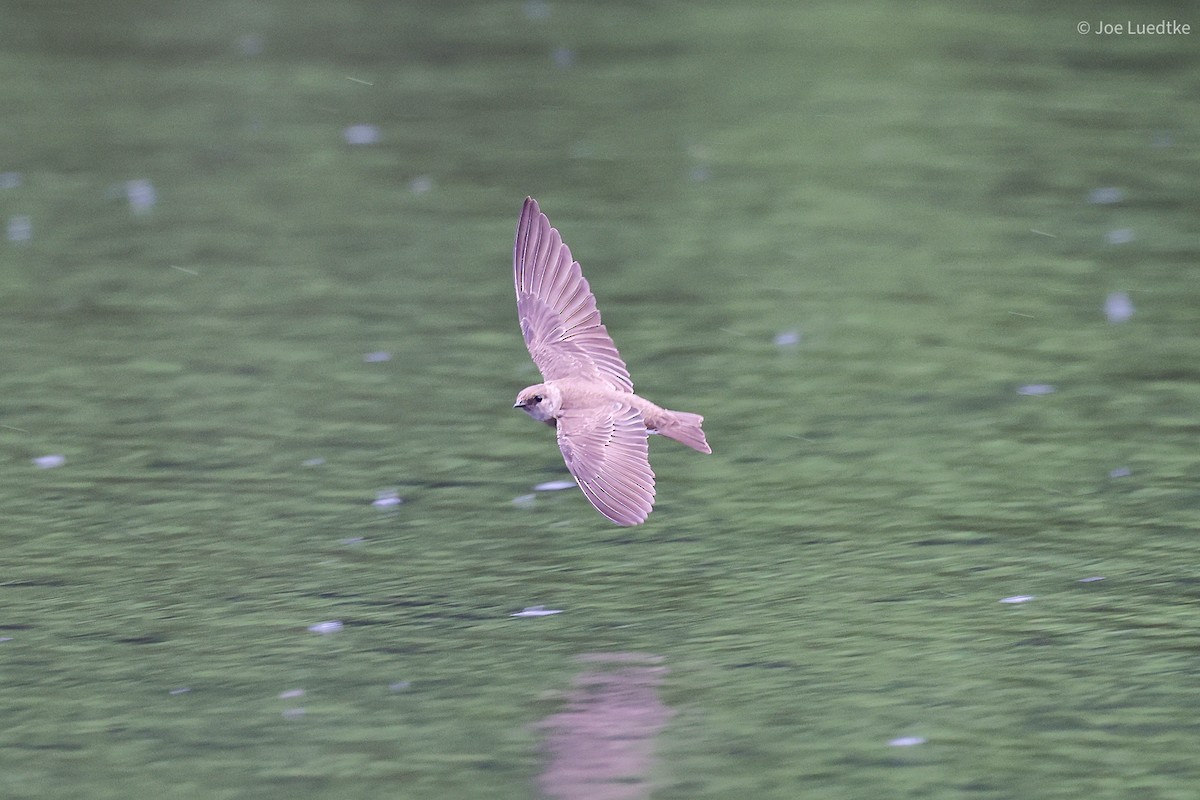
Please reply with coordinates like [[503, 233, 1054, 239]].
[[1105, 228, 1135, 245], [1000, 595, 1034, 604], [774, 329, 801, 347], [689, 164, 712, 183], [569, 141, 596, 159], [169, 264, 199, 275], [523, 0, 551, 19], [308, 620, 343, 635], [126, 179, 157, 215], [512, 493, 536, 508], [888, 736, 926, 747], [1109, 466, 1131, 479], [344, 76, 374, 86], [278, 688, 305, 700], [7, 215, 32, 243], [236, 34, 264, 56], [409, 176, 433, 194], [1104, 292, 1134, 323], [511, 605, 563, 617], [1017, 384, 1055, 396], [1029, 229, 1056, 238], [534, 480, 576, 492], [372, 490, 403, 508], [389, 681, 412, 692], [0, 637, 14, 643], [362, 351, 391, 363], [281, 707, 306, 720], [0, 172, 21, 189], [302, 457, 326, 467], [33, 454, 66, 469], [1078, 576, 1105, 583], [340, 536, 365, 545], [1088, 187, 1125, 205], [552, 46, 575, 68], [168, 687, 190, 695], [343, 124, 380, 146]]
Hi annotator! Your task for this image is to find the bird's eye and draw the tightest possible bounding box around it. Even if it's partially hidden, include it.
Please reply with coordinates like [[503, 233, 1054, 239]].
[[532, 395, 543, 403]]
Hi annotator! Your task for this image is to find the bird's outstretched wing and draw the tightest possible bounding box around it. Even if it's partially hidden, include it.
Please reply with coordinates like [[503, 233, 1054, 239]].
[[514, 197, 633, 392], [556, 403, 655, 526]]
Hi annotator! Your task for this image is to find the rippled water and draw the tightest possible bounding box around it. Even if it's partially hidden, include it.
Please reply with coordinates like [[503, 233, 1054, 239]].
[[2, 2, 1198, 798]]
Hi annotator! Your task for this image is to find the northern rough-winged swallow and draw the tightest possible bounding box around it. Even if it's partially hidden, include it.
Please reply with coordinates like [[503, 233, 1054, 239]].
[[512, 197, 711, 526]]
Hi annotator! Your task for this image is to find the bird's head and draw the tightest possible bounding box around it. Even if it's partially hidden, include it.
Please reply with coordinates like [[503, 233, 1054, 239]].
[[513, 383, 561, 422]]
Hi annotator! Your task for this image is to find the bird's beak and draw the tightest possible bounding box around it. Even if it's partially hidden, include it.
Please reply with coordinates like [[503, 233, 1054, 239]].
[[513, 402, 523, 409]]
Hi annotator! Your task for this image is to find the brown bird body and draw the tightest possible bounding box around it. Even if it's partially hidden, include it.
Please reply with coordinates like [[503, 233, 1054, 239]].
[[511, 197, 710, 526]]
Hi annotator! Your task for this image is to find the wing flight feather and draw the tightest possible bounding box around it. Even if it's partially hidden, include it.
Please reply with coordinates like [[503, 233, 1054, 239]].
[[556, 403, 655, 526], [514, 198, 633, 392]]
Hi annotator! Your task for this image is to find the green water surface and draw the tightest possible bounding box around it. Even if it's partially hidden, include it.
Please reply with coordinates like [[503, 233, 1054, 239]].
[[2, 2, 1199, 798]]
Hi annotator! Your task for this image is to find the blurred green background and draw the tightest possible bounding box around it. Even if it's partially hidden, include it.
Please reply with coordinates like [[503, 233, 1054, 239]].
[[2, 2, 1198, 798]]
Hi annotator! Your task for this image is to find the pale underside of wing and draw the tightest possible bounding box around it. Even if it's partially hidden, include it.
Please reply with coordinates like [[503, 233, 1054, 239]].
[[556, 403, 655, 526], [514, 197, 633, 392]]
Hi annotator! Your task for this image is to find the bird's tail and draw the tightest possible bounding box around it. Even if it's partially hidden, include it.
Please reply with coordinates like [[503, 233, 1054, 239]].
[[661, 410, 711, 454]]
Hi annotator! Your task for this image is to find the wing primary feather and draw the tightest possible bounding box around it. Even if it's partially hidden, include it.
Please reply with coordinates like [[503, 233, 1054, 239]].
[[580, 482, 645, 526], [525, 211, 549, 294], [514, 198, 539, 293], [591, 473, 644, 500], [543, 252, 576, 310], [531, 227, 557, 299], [604, 461, 654, 492], [526, 223, 548, 298], [556, 282, 594, 323], [541, 233, 568, 301], [598, 466, 654, 499]]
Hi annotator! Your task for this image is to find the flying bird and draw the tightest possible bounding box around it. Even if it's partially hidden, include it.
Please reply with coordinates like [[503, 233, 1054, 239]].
[[512, 197, 710, 526]]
